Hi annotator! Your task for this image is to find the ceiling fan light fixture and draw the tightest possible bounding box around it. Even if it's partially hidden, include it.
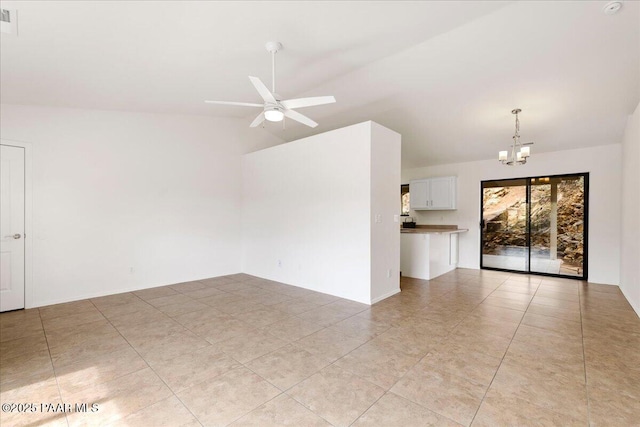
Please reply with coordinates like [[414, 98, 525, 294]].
[[204, 41, 335, 128], [264, 107, 284, 122]]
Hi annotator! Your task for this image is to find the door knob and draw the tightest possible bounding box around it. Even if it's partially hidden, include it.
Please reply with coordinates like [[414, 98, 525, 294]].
[[4, 234, 21, 239]]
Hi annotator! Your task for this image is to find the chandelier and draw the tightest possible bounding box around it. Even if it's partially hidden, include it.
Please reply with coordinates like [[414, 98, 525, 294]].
[[498, 108, 533, 165]]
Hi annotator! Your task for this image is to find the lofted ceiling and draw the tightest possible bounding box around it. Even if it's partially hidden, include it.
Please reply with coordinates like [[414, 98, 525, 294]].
[[1, 1, 638, 168]]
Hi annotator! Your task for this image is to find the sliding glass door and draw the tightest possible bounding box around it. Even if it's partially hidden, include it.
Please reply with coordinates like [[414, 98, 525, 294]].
[[481, 179, 529, 272], [481, 173, 588, 279]]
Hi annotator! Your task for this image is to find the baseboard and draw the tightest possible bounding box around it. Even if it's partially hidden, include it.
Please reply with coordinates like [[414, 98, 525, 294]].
[[620, 286, 640, 318], [27, 273, 241, 309], [29, 286, 153, 308], [239, 271, 371, 305], [28, 274, 399, 309], [370, 288, 401, 305]]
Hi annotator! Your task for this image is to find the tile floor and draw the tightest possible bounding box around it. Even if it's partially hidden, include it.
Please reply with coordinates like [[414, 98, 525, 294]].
[[1, 269, 639, 426]]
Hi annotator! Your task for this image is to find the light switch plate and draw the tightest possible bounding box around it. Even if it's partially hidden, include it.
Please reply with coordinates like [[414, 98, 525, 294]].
[[1, 9, 17, 35]]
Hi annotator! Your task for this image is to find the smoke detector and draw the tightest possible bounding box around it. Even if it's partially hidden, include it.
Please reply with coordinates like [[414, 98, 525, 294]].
[[603, 2, 622, 15], [1, 8, 17, 35]]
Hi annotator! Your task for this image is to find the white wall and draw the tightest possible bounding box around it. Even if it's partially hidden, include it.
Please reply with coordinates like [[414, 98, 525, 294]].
[[620, 102, 640, 315], [370, 123, 401, 303], [402, 144, 622, 285], [0, 104, 281, 307], [242, 121, 400, 304]]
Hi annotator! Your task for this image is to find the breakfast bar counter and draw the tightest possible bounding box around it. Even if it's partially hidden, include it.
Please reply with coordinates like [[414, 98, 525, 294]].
[[400, 225, 468, 280]]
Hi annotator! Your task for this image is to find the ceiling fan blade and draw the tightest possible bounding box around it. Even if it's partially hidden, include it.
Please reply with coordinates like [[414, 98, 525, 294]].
[[205, 100, 264, 107], [248, 76, 277, 104], [249, 112, 265, 128], [284, 109, 318, 128], [280, 96, 336, 110]]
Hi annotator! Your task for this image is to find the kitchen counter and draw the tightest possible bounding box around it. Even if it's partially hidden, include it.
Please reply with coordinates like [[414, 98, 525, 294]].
[[400, 225, 464, 280], [400, 225, 468, 234], [401, 228, 468, 234]]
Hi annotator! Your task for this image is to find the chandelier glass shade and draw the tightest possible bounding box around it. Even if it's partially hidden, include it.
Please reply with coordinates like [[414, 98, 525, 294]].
[[499, 108, 532, 166]]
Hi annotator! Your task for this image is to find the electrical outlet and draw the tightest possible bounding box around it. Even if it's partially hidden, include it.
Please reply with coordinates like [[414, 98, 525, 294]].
[[394, 214, 399, 222], [375, 214, 382, 223], [387, 269, 392, 278]]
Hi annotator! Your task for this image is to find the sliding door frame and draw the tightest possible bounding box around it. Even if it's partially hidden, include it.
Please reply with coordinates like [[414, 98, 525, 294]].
[[479, 172, 589, 281]]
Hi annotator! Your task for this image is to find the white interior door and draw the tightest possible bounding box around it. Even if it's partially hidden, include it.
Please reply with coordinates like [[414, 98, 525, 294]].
[[1, 145, 25, 311]]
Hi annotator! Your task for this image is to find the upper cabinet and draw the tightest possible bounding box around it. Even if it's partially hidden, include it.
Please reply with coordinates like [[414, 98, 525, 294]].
[[409, 176, 457, 210]]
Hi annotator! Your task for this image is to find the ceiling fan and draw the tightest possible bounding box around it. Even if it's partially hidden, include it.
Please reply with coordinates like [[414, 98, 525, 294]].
[[205, 42, 336, 128]]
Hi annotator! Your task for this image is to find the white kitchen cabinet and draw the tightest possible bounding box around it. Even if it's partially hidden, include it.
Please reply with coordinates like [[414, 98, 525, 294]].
[[409, 176, 457, 210], [408, 180, 429, 209]]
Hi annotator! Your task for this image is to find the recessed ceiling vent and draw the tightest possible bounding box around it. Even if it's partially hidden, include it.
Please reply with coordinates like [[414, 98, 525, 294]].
[[603, 2, 622, 15], [1, 9, 18, 35]]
